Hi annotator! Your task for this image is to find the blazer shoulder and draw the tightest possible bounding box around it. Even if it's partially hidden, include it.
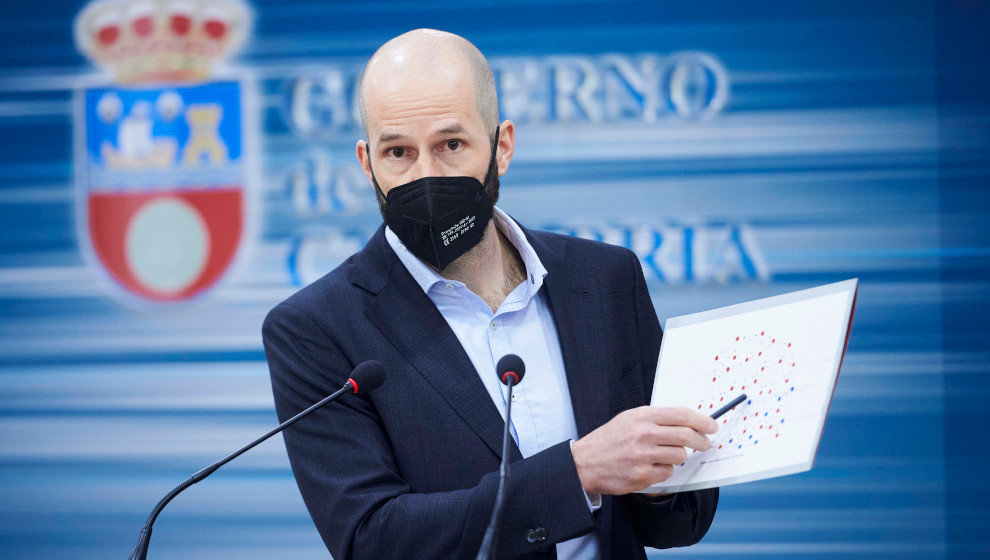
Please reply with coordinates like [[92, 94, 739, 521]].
[[529, 227, 638, 270], [266, 253, 368, 328]]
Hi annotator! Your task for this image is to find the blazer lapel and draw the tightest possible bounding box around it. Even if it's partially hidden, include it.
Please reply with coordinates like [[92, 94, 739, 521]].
[[355, 227, 523, 462], [524, 227, 610, 438]]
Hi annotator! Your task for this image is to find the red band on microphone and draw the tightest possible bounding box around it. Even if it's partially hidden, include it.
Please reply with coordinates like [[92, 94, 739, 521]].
[[501, 371, 520, 385], [347, 378, 359, 394]]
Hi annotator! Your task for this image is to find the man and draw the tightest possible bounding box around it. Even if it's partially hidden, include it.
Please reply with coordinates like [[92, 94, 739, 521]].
[[263, 29, 719, 559]]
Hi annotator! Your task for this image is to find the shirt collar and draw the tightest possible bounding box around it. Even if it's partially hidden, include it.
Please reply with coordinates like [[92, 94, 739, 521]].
[[385, 206, 549, 299]]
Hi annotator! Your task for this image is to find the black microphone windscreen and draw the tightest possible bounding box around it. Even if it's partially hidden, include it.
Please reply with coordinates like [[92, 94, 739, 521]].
[[496, 354, 526, 385], [350, 360, 387, 393]]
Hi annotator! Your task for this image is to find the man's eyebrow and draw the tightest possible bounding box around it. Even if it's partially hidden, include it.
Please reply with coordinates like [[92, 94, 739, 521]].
[[376, 124, 466, 144], [377, 131, 408, 144], [436, 124, 466, 136]]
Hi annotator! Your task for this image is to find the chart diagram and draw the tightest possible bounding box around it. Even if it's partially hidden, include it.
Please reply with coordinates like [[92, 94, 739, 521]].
[[645, 279, 857, 492], [690, 330, 800, 460]]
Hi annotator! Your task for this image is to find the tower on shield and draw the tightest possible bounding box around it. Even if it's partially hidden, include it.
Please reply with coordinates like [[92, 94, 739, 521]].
[[73, 0, 257, 305]]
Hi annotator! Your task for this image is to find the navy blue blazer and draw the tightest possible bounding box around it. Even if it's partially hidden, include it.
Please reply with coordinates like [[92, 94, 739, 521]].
[[262, 221, 718, 559]]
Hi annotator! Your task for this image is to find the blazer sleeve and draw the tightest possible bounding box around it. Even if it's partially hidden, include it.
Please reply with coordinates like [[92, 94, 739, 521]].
[[262, 301, 597, 560], [620, 250, 719, 549]]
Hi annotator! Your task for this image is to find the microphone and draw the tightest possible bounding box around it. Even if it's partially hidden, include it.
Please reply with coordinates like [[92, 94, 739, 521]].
[[128, 360, 387, 560], [477, 354, 526, 560], [497, 353, 525, 386]]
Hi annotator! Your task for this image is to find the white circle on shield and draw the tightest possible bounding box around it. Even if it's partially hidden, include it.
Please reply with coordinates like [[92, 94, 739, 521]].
[[125, 197, 210, 295]]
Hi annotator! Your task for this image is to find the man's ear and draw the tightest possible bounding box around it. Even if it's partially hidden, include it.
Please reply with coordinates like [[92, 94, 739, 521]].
[[355, 139, 374, 184], [495, 120, 515, 177]]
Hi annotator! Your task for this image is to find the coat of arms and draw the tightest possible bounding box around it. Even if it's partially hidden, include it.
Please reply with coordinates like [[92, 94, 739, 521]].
[[73, 0, 256, 304]]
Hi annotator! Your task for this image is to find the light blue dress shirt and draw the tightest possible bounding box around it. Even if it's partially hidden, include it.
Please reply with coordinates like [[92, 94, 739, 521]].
[[385, 207, 600, 560]]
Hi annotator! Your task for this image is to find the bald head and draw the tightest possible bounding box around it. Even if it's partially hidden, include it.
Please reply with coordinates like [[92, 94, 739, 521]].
[[359, 29, 499, 142]]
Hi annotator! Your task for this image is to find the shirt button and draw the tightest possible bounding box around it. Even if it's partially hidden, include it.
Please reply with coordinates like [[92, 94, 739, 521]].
[[490, 321, 497, 331], [511, 393, 518, 402], [445, 283, 453, 289]]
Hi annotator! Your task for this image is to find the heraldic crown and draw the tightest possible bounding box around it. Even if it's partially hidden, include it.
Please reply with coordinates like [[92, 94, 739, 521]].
[[74, 0, 251, 84]]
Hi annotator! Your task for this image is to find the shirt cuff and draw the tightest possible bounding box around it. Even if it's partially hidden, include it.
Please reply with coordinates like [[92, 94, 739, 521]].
[[569, 440, 602, 512]]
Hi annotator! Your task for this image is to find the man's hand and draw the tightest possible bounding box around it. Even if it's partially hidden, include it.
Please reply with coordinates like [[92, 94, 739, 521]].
[[571, 406, 718, 496]]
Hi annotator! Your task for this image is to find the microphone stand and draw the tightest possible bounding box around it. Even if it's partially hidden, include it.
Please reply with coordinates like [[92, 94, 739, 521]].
[[476, 375, 515, 560], [128, 383, 353, 560]]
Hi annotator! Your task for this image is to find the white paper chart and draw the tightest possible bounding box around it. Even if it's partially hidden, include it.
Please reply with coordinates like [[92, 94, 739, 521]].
[[642, 279, 857, 493]]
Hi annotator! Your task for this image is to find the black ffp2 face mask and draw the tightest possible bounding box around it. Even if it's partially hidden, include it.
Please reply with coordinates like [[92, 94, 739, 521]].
[[366, 128, 500, 272]]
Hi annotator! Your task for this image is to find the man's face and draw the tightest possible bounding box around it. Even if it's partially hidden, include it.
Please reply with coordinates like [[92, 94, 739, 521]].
[[357, 66, 499, 200]]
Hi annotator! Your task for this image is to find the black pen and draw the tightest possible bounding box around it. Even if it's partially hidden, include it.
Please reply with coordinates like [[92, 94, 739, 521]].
[[711, 393, 747, 420]]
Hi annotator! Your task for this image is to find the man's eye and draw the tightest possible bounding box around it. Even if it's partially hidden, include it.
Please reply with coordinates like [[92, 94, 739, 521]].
[[445, 140, 461, 151], [387, 147, 405, 158]]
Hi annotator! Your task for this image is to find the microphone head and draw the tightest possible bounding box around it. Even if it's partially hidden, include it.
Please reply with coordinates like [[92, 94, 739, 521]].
[[496, 354, 526, 386], [348, 360, 387, 394]]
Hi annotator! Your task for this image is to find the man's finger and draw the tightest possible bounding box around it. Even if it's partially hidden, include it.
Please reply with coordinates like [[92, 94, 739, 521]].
[[645, 406, 719, 434], [642, 444, 688, 466], [646, 464, 675, 487], [648, 425, 711, 452]]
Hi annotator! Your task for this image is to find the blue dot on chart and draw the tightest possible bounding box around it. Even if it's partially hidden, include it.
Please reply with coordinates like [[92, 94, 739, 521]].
[[748, 434, 752, 439], [755, 440, 758, 444], [729, 438, 733, 443], [747, 400, 752, 405], [781, 419, 785, 423], [791, 387, 794, 391], [778, 397, 781, 401], [764, 412, 767, 416], [738, 444, 742, 449]]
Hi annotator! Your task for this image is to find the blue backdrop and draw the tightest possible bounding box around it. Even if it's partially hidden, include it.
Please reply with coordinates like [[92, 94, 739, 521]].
[[0, 0, 987, 558]]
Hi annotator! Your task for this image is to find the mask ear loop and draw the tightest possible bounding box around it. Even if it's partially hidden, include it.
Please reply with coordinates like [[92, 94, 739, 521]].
[[481, 125, 501, 189], [364, 142, 388, 210]]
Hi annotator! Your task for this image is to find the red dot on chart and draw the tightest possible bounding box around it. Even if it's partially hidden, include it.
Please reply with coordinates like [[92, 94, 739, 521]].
[[723, 419, 727, 423], [710, 404, 713, 408], [772, 338, 775, 343], [760, 425, 763, 429], [726, 367, 730, 372], [730, 386, 734, 390], [720, 397, 724, 401], [698, 405, 702, 409], [785, 379, 789, 383], [753, 379, 757, 383], [743, 429, 747, 433], [761, 366, 765, 371], [712, 377, 716, 382], [715, 356, 718, 361], [779, 359, 783, 363], [760, 390, 763, 394], [745, 358, 749, 362], [742, 385, 745, 390], [777, 408, 780, 412], [758, 351, 762, 356], [776, 433, 779, 438], [792, 362, 796, 367], [743, 416, 747, 420], [736, 336, 739, 341], [788, 343, 791, 347], [761, 331, 764, 336], [733, 355, 736, 360]]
